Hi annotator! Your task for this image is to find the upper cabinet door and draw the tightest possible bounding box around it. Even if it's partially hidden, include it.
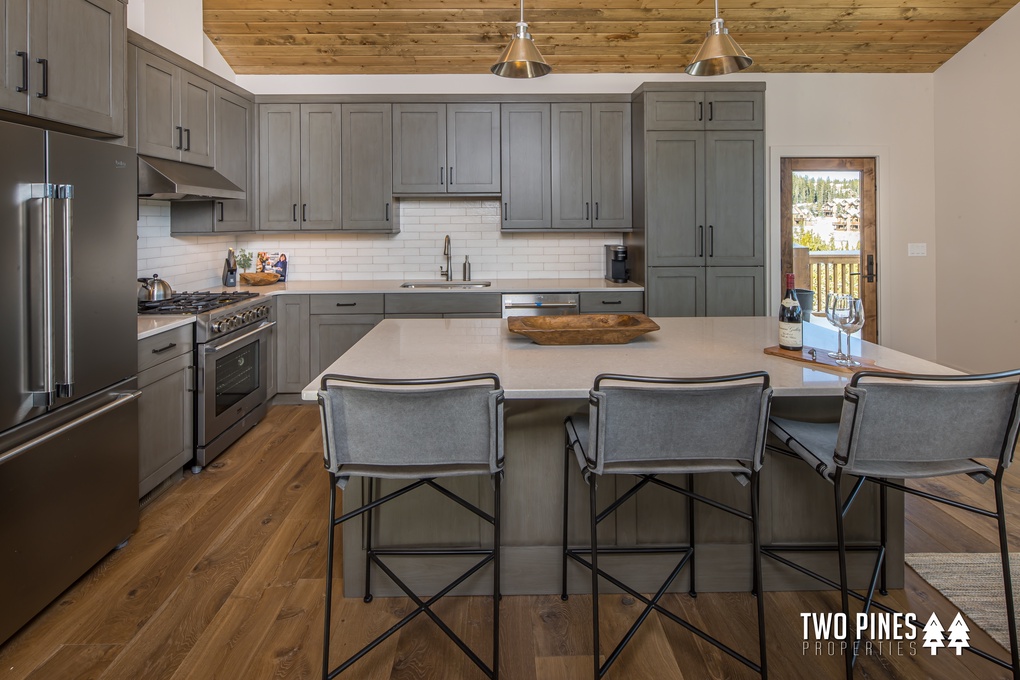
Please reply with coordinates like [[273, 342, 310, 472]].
[[179, 71, 214, 167], [214, 88, 253, 232], [591, 103, 631, 230], [0, 0, 29, 114], [447, 103, 500, 194], [27, 0, 125, 136], [644, 91, 705, 131], [392, 103, 445, 193], [704, 92, 764, 131], [135, 50, 179, 159], [259, 103, 301, 231], [501, 103, 551, 230], [551, 103, 592, 230], [645, 131, 704, 267], [341, 103, 394, 231], [300, 103, 342, 229], [705, 131, 764, 266]]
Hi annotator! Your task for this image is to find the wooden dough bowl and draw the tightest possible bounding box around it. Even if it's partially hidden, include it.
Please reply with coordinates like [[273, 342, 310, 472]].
[[507, 313, 660, 345], [239, 272, 280, 286]]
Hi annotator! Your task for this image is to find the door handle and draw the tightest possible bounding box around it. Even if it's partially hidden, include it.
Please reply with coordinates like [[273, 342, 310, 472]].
[[698, 225, 704, 257], [708, 101, 714, 121], [595, 202, 599, 220], [217, 201, 224, 222], [698, 101, 703, 121], [292, 203, 298, 222], [184, 128, 191, 152], [585, 202, 590, 220], [708, 225, 714, 257], [176, 126, 184, 150], [385, 202, 390, 221], [16, 51, 28, 92], [440, 166, 444, 185], [35, 58, 48, 98], [55, 185, 74, 399], [449, 167, 453, 185], [865, 254, 877, 283], [302, 204, 308, 221]]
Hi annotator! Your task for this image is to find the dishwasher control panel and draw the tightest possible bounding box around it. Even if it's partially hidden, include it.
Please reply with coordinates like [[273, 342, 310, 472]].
[[501, 293, 579, 318]]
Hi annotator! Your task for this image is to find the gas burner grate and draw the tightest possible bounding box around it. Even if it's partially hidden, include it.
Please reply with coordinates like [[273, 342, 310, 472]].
[[138, 290, 260, 315]]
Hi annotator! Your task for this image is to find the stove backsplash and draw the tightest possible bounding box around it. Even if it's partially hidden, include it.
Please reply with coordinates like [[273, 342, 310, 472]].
[[138, 198, 623, 288]]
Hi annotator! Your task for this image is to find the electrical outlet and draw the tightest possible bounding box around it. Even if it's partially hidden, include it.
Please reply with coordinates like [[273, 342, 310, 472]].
[[907, 243, 927, 257]]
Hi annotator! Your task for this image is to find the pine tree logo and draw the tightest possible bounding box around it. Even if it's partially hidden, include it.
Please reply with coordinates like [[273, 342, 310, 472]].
[[946, 613, 971, 654], [922, 613, 946, 655]]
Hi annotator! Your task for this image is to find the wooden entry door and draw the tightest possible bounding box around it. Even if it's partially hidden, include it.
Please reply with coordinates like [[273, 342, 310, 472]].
[[780, 158, 878, 343]]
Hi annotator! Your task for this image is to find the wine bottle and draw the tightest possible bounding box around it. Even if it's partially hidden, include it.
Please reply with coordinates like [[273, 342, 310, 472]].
[[779, 273, 803, 351]]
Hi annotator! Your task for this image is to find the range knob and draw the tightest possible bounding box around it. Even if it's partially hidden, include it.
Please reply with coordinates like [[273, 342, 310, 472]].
[[212, 320, 225, 333]]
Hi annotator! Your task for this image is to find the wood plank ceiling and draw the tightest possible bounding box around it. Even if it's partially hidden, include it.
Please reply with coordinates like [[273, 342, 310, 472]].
[[203, 0, 1019, 75]]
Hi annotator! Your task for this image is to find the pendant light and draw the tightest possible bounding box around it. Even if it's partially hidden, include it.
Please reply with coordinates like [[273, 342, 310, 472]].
[[685, 0, 752, 77], [491, 0, 551, 78]]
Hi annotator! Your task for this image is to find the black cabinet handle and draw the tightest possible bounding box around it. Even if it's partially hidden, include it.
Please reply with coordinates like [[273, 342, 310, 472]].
[[292, 203, 297, 222], [595, 202, 599, 220], [176, 126, 183, 150], [335, 302, 357, 307], [184, 128, 191, 151], [302, 203, 307, 221], [152, 342, 177, 355], [601, 300, 622, 305], [698, 225, 704, 257], [35, 58, 48, 98], [440, 166, 444, 185], [217, 201, 224, 222], [708, 101, 714, 121], [698, 101, 703, 122], [585, 202, 590, 220], [449, 167, 453, 185], [385, 202, 390, 221], [709, 224, 714, 257], [16, 51, 28, 93], [504, 203, 508, 220]]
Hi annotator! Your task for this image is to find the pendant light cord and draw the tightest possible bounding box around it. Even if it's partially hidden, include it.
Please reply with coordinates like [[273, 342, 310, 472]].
[[520, 0, 525, 24], [714, 0, 720, 20]]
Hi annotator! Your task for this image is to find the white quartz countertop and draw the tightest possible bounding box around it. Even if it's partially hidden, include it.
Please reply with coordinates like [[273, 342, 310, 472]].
[[137, 315, 194, 340], [237, 278, 642, 296], [301, 317, 951, 401]]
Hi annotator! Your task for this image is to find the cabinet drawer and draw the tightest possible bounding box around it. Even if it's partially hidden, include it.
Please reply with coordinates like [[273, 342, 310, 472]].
[[309, 294, 385, 315], [385, 293, 501, 316], [579, 291, 644, 313], [138, 325, 194, 373]]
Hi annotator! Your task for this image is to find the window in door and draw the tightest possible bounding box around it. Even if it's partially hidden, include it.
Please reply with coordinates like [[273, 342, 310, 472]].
[[780, 158, 878, 344]]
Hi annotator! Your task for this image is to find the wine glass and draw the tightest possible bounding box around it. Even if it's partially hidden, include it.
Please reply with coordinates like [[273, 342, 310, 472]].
[[826, 293, 850, 360], [835, 298, 865, 367]]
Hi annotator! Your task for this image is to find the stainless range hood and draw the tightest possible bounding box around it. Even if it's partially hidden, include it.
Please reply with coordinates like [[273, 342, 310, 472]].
[[137, 155, 244, 200]]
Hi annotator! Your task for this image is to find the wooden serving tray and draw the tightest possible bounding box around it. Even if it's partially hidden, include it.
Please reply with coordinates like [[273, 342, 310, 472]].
[[508, 313, 660, 345], [764, 345, 899, 375], [240, 272, 280, 286]]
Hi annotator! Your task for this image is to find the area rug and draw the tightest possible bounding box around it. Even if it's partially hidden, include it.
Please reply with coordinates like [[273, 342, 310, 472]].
[[906, 552, 1020, 650]]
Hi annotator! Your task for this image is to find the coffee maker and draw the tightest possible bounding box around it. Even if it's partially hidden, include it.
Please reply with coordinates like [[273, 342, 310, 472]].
[[604, 245, 629, 283]]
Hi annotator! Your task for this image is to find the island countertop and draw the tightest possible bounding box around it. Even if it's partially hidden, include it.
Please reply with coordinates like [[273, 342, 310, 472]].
[[301, 316, 949, 401]]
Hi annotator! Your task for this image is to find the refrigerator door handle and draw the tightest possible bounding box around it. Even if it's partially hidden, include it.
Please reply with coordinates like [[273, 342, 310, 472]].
[[28, 183, 56, 404], [0, 391, 141, 467], [55, 185, 74, 399]]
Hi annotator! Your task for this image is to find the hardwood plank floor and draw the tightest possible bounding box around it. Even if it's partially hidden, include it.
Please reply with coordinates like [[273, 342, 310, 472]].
[[1, 404, 1017, 679]]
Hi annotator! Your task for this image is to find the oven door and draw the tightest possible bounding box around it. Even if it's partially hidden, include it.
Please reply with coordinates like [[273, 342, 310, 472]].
[[197, 320, 275, 447]]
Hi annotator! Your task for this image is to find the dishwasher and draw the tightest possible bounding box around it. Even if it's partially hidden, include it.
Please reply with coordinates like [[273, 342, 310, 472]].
[[501, 293, 579, 317]]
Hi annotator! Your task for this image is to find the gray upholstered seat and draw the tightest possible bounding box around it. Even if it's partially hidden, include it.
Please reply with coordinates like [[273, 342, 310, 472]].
[[317, 373, 504, 680], [561, 371, 773, 680], [764, 369, 1020, 680]]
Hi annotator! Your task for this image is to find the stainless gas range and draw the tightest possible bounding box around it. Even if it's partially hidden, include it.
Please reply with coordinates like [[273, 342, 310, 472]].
[[139, 292, 275, 469]]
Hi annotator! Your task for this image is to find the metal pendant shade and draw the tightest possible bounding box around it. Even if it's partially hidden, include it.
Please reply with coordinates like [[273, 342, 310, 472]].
[[491, 1, 551, 78], [685, 2, 753, 77]]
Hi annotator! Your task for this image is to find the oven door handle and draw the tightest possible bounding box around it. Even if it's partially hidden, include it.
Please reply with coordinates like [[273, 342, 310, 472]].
[[204, 321, 276, 354]]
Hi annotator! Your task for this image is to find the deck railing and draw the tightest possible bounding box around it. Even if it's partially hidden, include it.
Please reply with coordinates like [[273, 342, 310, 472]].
[[793, 247, 860, 313]]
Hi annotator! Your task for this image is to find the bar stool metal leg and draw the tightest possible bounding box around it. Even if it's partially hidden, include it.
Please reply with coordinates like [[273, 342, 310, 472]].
[[324, 474, 338, 680], [494, 472, 501, 680], [364, 478, 374, 603], [833, 469, 855, 679], [688, 474, 697, 598], [562, 437, 571, 601], [995, 471, 1020, 679], [590, 477, 601, 680], [751, 469, 768, 679]]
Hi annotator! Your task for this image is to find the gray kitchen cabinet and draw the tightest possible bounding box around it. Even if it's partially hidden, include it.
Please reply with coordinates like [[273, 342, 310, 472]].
[[258, 103, 342, 231], [392, 103, 500, 194], [578, 290, 643, 314], [137, 325, 193, 498], [310, 314, 384, 377], [646, 266, 763, 317], [630, 84, 765, 318], [551, 102, 631, 230], [644, 90, 763, 131], [501, 103, 551, 230], [135, 49, 214, 166], [1, 0, 125, 136], [275, 294, 310, 393], [341, 103, 395, 231]]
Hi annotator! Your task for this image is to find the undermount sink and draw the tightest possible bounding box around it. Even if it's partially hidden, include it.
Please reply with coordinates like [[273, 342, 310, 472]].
[[400, 281, 492, 289]]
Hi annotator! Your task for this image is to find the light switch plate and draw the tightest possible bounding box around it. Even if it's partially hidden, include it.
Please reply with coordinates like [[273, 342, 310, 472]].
[[907, 243, 927, 257]]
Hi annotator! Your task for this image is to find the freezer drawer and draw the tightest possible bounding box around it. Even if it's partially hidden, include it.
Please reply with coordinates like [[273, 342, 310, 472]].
[[0, 380, 140, 644]]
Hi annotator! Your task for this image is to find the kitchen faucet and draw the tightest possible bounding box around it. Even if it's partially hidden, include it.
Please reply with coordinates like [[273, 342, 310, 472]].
[[441, 234, 452, 281]]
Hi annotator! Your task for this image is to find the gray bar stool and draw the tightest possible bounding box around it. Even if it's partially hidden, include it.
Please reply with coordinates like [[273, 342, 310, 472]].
[[317, 373, 505, 680], [560, 371, 773, 679], [765, 369, 1020, 679]]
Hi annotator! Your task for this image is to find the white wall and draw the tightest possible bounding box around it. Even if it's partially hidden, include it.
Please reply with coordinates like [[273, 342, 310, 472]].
[[128, 0, 233, 78], [933, 3, 1020, 372]]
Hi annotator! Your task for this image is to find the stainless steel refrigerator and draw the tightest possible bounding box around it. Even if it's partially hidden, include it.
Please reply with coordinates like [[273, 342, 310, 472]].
[[0, 121, 139, 644]]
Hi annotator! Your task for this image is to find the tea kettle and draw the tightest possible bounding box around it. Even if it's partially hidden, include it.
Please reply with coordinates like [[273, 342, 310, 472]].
[[137, 274, 174, 302]]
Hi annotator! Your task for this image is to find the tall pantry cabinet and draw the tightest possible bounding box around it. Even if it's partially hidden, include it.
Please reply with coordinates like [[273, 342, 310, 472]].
[[628, 84, 765, 317]]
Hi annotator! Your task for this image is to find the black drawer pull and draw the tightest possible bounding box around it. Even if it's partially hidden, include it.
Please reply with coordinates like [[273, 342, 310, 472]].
[[335, 302, 357, 307], [217, 201, 224, 222], [35, 58, 48, 98], [176, 126, 183, 150], [601, 300, 622, 305], [16, 51, 28, 92], [184, 128, 191, 151], [152, 342, 177, 354]]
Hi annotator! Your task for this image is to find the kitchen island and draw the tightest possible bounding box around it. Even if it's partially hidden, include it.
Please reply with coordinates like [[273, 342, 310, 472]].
[[303, 317, 952, 597]]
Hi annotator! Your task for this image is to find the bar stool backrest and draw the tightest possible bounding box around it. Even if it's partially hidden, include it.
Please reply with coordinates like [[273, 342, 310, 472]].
[[588, 372, 772, 476], [318, 373, 504, 475], [835, 370, 1020, 474]]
